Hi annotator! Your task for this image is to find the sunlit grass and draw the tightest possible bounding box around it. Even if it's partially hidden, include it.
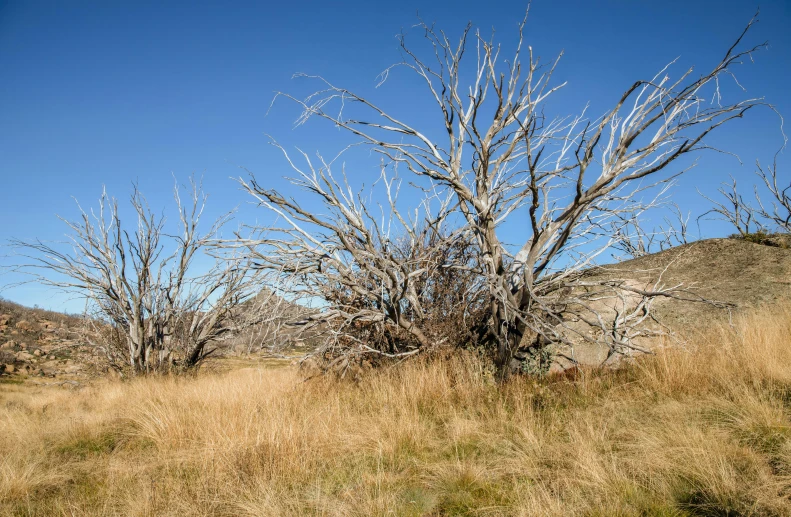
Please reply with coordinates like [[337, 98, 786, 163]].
[[2, 305, 791, 515]]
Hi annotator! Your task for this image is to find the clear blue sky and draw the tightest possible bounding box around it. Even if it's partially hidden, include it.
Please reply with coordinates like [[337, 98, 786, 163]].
[[1, 0, 789, 312]]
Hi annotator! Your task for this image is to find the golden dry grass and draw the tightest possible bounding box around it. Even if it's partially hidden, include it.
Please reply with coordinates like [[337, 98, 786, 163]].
[[3, 306, 791, 516]]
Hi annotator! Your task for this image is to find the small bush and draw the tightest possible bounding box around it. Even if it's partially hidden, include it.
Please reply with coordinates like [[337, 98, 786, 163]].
[[729, 231, 790, 248], [55, 432, 119, 459]]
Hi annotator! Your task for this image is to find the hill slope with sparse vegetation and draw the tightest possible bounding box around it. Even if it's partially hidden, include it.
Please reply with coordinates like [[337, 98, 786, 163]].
[[0, 299, 99, 383], [559, 237, 791, 365]]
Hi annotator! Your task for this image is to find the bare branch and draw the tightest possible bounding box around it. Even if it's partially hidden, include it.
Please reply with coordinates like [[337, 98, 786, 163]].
[[9, 178, 285, 374], [254, 11, 766, 377]]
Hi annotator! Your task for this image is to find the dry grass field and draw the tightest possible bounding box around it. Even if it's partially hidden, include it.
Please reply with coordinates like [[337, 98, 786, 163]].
[[3, 304, 791, 516]]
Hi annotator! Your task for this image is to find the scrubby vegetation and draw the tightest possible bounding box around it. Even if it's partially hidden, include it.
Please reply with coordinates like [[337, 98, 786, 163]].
[[730, 231, 791, 248], [2, 304, 791, 516]]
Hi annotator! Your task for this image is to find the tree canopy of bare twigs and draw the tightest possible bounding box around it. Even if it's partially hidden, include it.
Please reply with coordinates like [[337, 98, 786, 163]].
[[241, 157, 488, 371], [700, 157, 789, 239], [608, 203, 692, 261], [244, 10, 769, 378], [754, 159, 791, 232], [700, 176, 765, 237], [11, 179, 286, 374]]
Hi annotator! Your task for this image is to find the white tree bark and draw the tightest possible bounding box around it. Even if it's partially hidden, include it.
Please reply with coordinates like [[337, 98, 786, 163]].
[[11, 178, 288, 374], [250, 11, 769, 376]]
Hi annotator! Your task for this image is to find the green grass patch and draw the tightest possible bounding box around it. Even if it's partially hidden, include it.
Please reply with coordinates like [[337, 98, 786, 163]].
[[55, 430, 120, 459]]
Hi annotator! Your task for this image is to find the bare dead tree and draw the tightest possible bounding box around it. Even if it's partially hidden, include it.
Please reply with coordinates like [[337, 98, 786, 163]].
[[240, 153, 487, 372], [662, 204, 692, 247], [610, 215, 662, 260], [606, 197, 692, 261], [754, 159, 791, 232], [252, 10, 767, 377], [10, 179, 285, 374], [699, 176, 764, 237], [698, 152, 790, 241]]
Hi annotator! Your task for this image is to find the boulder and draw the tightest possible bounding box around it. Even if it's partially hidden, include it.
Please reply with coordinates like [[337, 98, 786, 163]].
[[2, 364, 14, 374], [0, 314, 10, 326], [0, 340, 15, 350], [33, 349, 42, 357]]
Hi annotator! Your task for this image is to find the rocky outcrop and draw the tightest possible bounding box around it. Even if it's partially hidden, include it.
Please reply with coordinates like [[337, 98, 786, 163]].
[[0, 300, 94, 382]]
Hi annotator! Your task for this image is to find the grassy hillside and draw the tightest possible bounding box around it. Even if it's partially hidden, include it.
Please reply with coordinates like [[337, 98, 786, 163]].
[[593, 238, 791, 327], [3, 304, 791, 516], [551, 237, 791, 366]]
